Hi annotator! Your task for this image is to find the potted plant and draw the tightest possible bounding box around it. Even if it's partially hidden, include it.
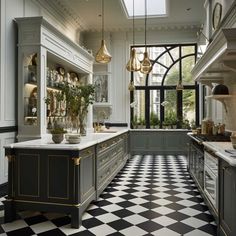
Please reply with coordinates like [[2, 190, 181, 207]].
[[50, 126, 67, 144], [131, 115, 139, 129], [61, 82, 95, 135], [138, 118, 146, 129], [150, 112, 159, 129]]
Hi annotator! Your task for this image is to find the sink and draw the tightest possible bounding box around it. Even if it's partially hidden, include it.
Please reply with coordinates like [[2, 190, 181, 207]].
[[95, 130, 117, 133]]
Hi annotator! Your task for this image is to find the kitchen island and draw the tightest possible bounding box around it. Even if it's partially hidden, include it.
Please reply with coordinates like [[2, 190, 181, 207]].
[[4, 129, 129, 228]]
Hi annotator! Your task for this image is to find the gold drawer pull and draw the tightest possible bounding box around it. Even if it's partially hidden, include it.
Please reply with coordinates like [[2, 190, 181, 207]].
[[6, 155, 15, 162], [72, 157, 81, 166]]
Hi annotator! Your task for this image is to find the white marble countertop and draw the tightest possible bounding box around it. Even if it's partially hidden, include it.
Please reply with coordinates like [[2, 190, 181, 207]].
[[4, 128, 129, 151], [130, 129, 189, 132], [203, 142, 236, 167]]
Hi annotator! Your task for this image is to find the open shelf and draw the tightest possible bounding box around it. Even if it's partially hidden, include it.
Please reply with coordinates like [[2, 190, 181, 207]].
[[206, 95, 236, 112]]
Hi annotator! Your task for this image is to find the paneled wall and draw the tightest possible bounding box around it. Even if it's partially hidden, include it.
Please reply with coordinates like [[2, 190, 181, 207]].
[[0, 0, 79, 185], [0, 133, 15, 185]]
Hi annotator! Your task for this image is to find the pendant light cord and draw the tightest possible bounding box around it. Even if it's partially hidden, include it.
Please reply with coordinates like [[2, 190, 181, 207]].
[[133, 0, 135, 46], [102, 0, 104, 40], [144, 0, 147, 51]]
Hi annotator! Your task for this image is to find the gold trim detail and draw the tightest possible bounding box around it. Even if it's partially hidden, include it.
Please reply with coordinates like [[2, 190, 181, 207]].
[[6, 155, 15, 162], [14, 199, 80, 207], [72, 157, 81, 166]]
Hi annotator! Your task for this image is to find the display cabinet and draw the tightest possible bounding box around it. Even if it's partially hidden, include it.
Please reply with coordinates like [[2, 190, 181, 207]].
[[16, 17, 94, 141], [93, 63, 112, 123]]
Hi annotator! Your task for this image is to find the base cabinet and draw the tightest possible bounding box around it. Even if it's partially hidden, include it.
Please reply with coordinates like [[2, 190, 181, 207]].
[[130, 130, 189, 155], [188, 140, 204, 190], [219, 160, 236, 236], [4, 146, 95, 228], [4, 132, 129, 228], [96, 133, 129, 197]]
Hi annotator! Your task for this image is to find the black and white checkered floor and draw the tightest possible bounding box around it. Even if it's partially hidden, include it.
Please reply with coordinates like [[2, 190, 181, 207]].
[[0, 155, 217, 236]]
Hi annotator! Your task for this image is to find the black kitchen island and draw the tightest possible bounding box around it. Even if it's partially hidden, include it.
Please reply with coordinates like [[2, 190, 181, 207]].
[[4, 129, 129, 228]]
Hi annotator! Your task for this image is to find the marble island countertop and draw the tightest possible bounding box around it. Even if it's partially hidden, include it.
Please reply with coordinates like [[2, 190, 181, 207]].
[[5, 128, 129, 151], [203, 141, 236, 167]]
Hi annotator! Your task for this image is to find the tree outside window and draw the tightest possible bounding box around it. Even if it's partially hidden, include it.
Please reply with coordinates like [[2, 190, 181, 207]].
[[130, 44, 198, 129]]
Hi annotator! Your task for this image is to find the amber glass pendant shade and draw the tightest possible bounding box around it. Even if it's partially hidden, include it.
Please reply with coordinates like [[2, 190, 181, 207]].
[[95, 39, 112, 64], [140, 51, 152, 74], [126, 48, 141, 72]]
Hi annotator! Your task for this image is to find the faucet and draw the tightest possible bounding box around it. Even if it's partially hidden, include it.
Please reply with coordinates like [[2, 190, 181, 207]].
[[94, 110, 107, 132]]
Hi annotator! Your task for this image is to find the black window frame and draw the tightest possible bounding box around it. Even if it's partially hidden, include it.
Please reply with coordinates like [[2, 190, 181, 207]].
[[130, 43, 199, 129]]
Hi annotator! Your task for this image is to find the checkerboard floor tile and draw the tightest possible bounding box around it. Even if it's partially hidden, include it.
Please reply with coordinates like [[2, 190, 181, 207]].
[[0, 155, 217, 235]]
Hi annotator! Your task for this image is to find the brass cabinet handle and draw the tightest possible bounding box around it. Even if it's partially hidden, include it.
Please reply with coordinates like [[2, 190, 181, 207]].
[[72, 157, 81, 166], [87, 150, 92, 155], [6, 155, 15, 162], [222, 166, 229, 171]]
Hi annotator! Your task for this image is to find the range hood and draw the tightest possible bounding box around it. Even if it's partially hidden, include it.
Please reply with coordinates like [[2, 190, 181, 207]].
[[192, 28, 236, 82]]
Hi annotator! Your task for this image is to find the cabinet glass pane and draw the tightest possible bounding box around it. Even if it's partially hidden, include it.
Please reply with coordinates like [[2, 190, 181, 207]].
[[94, 75, 108, 103], [24, 53, 38, 126]]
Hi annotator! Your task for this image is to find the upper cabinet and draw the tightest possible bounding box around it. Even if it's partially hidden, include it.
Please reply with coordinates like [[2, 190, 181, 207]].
[[15, 17, 94, 141], [192, 28, 236, 82], [192, 2, 236, 83]]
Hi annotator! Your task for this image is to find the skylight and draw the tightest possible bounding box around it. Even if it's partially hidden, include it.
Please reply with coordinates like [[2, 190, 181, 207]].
[[121, 0, 168, 18]]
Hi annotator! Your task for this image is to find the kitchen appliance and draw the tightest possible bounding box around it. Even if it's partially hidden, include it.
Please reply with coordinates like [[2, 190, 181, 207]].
[[189, 134, 230, 212], [204, 150, 219, 211]]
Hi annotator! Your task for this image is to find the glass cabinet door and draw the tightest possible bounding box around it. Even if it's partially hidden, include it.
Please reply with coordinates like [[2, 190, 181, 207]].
[[23, 53, 38, 126], [93, 74, 108, 103]]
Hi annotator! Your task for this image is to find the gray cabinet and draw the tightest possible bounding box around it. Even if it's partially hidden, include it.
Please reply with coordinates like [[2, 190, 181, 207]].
[[4, 146, 96, 228], [4, 131, 129, 228], [219, 159, 236, 236], [188, 140, 204, 190], [15, 17, 93, 141], [96, 133, 129, 197], [130, 130, 189, 155]]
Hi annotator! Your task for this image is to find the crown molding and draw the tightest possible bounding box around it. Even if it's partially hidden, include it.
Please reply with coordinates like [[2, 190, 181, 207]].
[[33, 0, 85, 31]]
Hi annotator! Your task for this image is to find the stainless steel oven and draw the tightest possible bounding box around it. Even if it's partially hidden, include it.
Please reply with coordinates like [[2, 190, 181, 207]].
[[204, 150, 218, 211]]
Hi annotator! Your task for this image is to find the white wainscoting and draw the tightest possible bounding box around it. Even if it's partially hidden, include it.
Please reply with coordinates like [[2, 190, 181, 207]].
[[0, 132, 15, 185]]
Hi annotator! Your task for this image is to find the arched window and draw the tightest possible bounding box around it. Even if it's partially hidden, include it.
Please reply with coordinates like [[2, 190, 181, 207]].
[[130, 44, 199, 129]]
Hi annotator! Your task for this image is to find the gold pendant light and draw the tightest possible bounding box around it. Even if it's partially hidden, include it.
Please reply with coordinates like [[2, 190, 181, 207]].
[[126, 0, 141, 72], [140, 0, 152, 74], [95, 0, 111, 64]]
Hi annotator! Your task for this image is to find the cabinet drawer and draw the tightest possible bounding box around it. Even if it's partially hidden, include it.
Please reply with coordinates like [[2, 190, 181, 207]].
[[97, 140, 124, 169], [97, 136, 123, 154], [80, 146, 95, 158], [97, 165, 111, 185]]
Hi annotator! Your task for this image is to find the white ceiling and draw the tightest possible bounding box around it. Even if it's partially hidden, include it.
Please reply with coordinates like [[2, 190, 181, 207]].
[[45, 0, 205, 32]]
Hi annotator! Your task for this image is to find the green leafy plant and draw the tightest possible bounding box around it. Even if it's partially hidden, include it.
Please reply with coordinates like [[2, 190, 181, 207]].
[[132, 115, 138, 128], [150, 112, 159, 127], [61, 82, 95, 134], [50, 127, 67, 134]]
